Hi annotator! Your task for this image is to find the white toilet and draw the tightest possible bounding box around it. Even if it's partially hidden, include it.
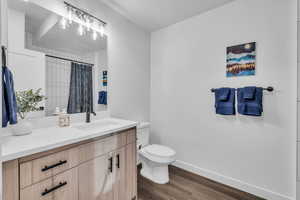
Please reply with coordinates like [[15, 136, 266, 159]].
[[137, 122, 176, 184]]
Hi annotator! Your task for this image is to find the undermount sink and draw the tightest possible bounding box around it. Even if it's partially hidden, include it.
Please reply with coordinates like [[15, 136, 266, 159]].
[[74, 120, 120, 131]]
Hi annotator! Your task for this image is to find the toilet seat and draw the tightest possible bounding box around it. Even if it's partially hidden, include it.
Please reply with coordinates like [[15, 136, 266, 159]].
[[140, 144, 176, 164], [145, 144, 175, 157]]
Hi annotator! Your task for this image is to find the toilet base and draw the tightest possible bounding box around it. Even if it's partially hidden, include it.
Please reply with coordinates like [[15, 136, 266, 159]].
[[140, 161, 170, 184]]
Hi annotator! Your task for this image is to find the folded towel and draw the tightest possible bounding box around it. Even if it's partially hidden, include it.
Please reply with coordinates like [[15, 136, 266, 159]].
[[237, 87, 263, 116], [218, 87, 230, 101], [243, 86, 256, 100], [215, 88, 235, 115], [98, 91, 107, 105]]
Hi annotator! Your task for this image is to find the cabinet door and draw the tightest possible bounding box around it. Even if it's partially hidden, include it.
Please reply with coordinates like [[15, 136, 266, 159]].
[[78, 153, 114, 200], [125, 142, 137, 200], [113, 147, 126, 200]]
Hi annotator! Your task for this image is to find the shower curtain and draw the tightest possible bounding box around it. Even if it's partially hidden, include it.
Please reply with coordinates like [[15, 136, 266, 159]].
[[67, 62, 94, 114]]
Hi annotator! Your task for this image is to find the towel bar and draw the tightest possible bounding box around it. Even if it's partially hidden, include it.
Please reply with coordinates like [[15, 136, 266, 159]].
[[211, 87, 274, 93]]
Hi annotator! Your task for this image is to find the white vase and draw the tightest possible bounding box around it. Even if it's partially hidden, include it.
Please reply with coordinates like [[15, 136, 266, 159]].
[[11, 120, 33, 136]]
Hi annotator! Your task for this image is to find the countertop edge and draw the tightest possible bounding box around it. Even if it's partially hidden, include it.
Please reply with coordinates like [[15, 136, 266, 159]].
[[1, 123, 137, 163]]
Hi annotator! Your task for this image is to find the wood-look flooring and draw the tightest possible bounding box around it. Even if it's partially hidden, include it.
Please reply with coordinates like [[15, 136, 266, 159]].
[[138, 165, 265, 200]]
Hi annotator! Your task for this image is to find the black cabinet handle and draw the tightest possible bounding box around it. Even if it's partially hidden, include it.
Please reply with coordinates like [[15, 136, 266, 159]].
[[116, 154, 120, 169], [41, 181, 67, 196], [108, 157, 113, 173], [41, 160, 67, 172]]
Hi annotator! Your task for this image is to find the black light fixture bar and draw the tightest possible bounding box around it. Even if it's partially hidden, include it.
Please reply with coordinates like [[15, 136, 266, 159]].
[[64, 1, 107, 25]]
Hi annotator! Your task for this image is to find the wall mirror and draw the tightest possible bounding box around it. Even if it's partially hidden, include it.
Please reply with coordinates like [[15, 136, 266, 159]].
[[7, 0, 108, 118]]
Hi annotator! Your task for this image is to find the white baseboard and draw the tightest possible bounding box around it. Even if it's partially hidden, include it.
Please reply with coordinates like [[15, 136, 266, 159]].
[[172, 160, 293, 200]]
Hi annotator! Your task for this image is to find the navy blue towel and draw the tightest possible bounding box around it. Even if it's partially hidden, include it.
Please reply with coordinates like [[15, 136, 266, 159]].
[[2, 66, 18, 127], [237, 87, 263, 116], [218, 88, 230, 101], [214, 88, 236, 115], [243, 86, 256, 99], [98, 91, 107, 105]]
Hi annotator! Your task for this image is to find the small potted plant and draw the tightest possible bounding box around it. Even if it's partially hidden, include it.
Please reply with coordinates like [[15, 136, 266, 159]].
[[12, 88, 45, 136]]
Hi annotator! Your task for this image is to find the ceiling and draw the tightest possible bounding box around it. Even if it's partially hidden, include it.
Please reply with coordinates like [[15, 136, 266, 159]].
[[100, 0, 235, 31]]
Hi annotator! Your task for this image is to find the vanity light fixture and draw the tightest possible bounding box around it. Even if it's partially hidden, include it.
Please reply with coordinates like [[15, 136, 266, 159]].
[[63, 1, 107, 39], [92, 30, 98, 40], [68, 7, 73, 24], [78, 24, 84, 36], [60, 17, 67, 29], [99, 25, 104, 37], [86, 17, 91, 31]]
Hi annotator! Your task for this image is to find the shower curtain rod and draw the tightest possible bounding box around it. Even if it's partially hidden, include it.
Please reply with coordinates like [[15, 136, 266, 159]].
[[46, 54, 94, 66]]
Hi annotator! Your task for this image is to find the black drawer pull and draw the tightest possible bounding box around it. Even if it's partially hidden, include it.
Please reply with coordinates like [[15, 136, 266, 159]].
[[116, 154, 120, 169], [41, 181, 67, 196], [108, 157, 113, 173], [41, 160, 67, 172]]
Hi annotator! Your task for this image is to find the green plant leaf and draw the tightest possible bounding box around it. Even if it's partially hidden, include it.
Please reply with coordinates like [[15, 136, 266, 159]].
[[16, 88, 46, 119]]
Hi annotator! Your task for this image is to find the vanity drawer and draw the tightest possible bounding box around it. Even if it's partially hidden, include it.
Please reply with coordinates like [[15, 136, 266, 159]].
[[20, 147, 79, 188], [20, 168, 78, 200], [52, 168, 78, 200], [20, 176, 53, 200]]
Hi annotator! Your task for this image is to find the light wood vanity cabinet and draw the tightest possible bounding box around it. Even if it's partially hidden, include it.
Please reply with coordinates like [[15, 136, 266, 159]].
[[3, 128, 137, 200]]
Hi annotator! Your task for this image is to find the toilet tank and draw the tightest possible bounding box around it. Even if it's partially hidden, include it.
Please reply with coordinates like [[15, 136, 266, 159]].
[[137, 122, 150, 149]]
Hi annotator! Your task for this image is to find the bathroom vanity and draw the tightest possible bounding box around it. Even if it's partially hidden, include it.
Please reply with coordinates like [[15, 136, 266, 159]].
[[1, 118, 138, 200]]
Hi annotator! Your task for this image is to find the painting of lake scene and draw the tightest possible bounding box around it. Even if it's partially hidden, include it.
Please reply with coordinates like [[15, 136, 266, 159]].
[[226, 42, 256, 77]]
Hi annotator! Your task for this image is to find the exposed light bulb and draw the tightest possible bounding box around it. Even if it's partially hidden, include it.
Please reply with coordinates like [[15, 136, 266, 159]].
[[86, 18, 91, 31], [99, 25, 105, 37], [23, 0, 29, 2], [60, 17, 67, 29], [78, 24, 84, 36], [68, 9, 73, 24], [92, 30, 98, 40]]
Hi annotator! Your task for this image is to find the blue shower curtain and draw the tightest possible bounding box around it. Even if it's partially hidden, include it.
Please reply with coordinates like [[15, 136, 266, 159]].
[[67, 62, 94, 114]]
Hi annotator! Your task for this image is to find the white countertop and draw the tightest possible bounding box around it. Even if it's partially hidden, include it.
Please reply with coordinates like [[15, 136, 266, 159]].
[[0, 118, 138, 162]]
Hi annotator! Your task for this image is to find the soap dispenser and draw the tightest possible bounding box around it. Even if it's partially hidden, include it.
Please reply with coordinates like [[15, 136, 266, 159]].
[[58, 108, 70, 127]]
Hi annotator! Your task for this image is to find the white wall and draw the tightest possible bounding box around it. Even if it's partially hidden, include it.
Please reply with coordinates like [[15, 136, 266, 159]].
[[151, 0, 297, 199]]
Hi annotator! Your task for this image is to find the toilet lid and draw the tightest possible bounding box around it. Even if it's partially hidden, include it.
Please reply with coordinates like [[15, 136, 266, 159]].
[[145, 144, 176, 157]]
